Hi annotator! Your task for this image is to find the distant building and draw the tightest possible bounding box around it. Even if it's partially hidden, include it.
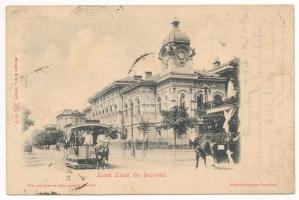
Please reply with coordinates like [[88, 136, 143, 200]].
[[42, 124, 57, 132], [56, 109, 86, 131], [84, 19, 239, 146]]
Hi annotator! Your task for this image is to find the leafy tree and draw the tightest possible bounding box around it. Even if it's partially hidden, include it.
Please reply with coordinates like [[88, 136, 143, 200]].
[[136, 114, 151, 157], [22, 108, 35, 132], [136, 114, 150, 149], [160, 106, 197, 151], [32, 129, 64, 146], [203, 112, 225, 133], [107, 126, 119, 140], [119, 117, 128, 157], [120, 128, 128, 140]]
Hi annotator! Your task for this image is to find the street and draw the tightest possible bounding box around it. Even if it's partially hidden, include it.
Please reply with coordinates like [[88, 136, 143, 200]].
[[22, 148, 236, 194], [24, 148, 224, 170]]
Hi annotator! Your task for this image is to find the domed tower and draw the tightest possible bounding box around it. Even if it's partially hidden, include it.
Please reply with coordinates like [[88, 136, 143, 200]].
[[159, 19, 196, 74]]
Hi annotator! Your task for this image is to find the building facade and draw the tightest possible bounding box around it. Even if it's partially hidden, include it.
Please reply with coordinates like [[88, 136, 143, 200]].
[[42, 124, 57, 133], [84, 19, 239, 146], [56, 109, 86, 131]]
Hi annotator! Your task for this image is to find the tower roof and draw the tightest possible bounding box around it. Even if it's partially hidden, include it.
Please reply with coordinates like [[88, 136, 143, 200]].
[[162, 19, 190, 46]]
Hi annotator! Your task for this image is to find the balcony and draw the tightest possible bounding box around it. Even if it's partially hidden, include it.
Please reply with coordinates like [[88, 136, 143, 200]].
[[195, 96, 239, 117]]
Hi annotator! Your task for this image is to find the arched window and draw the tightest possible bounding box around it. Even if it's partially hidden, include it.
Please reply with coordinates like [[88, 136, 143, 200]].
[[157, 97, 162, 111], [163, 95, 168, 110], [179, 93, 186, 108], [197, 94, 204, 110], [213, 94, 223, 107], [214, 94, 223, 101]]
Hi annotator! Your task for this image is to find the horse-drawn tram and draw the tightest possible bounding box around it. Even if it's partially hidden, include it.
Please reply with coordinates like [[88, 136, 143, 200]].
[[63, 121, 115, 169]]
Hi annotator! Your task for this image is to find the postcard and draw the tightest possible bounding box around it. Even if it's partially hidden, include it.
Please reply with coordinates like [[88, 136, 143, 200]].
[[6, 5, 294, 194]]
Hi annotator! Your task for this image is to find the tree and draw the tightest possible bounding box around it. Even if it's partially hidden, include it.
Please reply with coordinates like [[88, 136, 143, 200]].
[[32, 129, 64, 146], [203, 112, 225, 134], [136, 114, 151, 157], [22, 108, 35, 132], [120, 129, 128, 140], [107, 126, 119, 140], [160, 106, 197, 154], [119, 115, 128, 157]]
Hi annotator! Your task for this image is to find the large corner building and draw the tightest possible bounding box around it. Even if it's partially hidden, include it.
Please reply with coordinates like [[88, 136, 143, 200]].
[[81, 19, 239, 146]]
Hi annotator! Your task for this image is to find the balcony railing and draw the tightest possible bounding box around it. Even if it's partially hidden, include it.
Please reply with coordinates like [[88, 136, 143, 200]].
[[195, 96, 239, 117]]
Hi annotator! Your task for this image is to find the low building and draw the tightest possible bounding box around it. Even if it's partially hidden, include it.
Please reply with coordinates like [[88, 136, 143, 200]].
[[42, 124, 57, 132], [56, 109, 86, 131]]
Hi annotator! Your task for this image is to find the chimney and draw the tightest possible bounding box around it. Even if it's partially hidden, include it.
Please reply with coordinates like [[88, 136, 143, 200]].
[[144, 71, 152, 79], [133, 75, 142, 80]]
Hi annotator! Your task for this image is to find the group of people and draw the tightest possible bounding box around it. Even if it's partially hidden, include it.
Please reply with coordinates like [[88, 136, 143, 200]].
[[24, 144, 33, 154], [82, 130, 110, 169]]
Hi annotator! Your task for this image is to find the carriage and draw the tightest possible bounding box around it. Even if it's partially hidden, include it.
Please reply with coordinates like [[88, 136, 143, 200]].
[[193, 132, 229, 165], [63, 122, 113, 169], [206, 132, 229, 163], [198, 132, 240, 164]]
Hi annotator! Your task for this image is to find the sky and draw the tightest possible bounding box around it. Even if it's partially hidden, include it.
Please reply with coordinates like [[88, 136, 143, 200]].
[[7, 6, 241, 128]]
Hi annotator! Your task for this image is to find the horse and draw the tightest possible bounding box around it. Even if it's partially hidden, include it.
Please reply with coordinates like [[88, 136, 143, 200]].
[[95, 143, 109, 169], [193, 133, 240, 169], [193, 135, 217, 170]]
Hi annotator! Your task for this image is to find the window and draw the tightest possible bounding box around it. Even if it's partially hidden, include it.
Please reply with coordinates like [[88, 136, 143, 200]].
[[197, 94, 203, 110], [213, 94, 223, 107], [179, 93, 186, 108], [157, 97, 161, 111], [164, 95, 168, 110], [214, 94, 223, 101], [114, 104, 117, 113]]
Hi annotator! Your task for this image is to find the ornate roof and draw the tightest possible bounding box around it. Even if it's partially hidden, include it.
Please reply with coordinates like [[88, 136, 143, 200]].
[[162, 19, 190, 46], [162, 29, 190, 46]]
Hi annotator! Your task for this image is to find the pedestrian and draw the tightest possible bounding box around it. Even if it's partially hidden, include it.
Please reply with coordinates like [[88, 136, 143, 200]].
[[83, 130, 93, 145]]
